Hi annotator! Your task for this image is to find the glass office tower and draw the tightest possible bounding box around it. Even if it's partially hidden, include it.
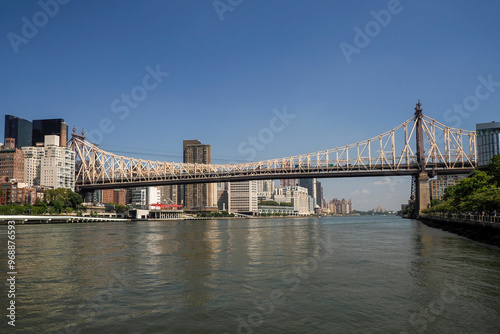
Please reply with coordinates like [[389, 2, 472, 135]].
[[32, 118, 68, 147], [476, 121, 500, 166], [4, 115, 32, 148]]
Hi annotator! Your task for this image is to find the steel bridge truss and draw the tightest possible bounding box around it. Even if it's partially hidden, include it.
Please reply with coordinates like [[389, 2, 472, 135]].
[[70, 113, 476, 190]]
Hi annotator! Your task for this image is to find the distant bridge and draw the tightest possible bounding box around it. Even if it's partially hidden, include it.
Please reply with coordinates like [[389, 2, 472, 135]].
[[70, 102, 476, 212]]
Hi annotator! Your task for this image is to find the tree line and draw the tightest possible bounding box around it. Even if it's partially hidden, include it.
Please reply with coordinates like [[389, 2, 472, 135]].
[[0, 188, 85, 215], [423, 155, 500, 214]]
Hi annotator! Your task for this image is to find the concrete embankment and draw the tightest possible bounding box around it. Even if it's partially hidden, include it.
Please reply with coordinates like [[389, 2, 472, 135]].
[[0, 215, 129, 224], [419, 214, 500, 247]]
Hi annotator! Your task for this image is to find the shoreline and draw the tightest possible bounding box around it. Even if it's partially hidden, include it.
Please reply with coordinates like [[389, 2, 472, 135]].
[[418, 215, 500, 247], [0, 214, 394, 225]]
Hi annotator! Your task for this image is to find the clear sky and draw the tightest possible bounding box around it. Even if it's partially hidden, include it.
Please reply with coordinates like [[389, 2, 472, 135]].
[[1, 0, 499, 211]]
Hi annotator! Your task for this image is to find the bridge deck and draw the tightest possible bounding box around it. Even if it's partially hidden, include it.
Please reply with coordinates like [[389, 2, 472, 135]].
[[76, 163, 475, 190]]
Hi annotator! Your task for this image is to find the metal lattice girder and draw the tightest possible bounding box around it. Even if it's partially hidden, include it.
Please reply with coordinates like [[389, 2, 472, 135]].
[[70, 112, 477, 189], [421, 115, 476, 168]]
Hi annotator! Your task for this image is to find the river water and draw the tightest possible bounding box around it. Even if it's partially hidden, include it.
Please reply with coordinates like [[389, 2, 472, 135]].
[[1, 216, 499, 333]]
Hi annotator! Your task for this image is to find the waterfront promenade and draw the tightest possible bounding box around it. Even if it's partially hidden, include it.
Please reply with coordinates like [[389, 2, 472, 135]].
[[0, 215, 128, 224], [419, 213, 500, 247]]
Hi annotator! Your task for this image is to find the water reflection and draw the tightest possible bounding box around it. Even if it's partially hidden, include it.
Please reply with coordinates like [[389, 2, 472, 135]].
[[1, 217, 499, 333]]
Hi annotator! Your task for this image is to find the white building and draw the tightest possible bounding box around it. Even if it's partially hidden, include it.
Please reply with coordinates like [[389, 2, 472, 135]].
[[22, 146, 45, 186], [273, 186, 311, 215], [228, 181, 258, 215], [147, 186, 161, 205], [23, 135, 75, 190], [129, 186, 160, 206]]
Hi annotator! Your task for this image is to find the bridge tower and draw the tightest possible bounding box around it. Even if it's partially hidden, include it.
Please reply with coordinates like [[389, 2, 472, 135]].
[[414, 101, 431, 214]]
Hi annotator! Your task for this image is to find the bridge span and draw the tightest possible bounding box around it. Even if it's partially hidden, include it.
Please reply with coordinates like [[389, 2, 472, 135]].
[[70, 102, 476, 212]]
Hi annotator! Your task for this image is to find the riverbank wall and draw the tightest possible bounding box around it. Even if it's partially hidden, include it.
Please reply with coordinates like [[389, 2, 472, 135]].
[[418, 213, 500, 247], [0, 215, 129, 224]]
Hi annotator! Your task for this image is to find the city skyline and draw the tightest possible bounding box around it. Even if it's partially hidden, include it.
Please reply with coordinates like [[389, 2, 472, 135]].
[[2, 1, 499, 210]]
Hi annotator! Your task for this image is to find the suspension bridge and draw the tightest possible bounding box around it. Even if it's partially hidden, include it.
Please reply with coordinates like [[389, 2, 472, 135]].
[[70, 102, 477, 212]]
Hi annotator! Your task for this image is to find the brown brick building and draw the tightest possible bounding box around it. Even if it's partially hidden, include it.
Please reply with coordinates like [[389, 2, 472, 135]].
[[102, 189, 127, 205], [0, 179, 36, 205], [0, 138, 25, 182], [182, 140, 216, 211]]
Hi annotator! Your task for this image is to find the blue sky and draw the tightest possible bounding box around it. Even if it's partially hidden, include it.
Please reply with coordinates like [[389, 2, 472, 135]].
[[1, 0, 499, 210]]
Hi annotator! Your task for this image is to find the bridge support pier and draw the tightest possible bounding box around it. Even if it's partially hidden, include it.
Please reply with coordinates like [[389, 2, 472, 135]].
[[416, 172, 431, 214]]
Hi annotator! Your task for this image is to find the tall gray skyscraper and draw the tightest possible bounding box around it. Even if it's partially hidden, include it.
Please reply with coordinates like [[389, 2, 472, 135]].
[[299, 178, 317, 200]]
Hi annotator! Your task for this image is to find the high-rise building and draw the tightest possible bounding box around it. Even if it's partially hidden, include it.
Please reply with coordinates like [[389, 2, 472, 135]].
[[476, 121, 500, 166], [273, 186, 311, 215], [228, 181, 258, 215], [4, 115, 69, 149], [182, 140, 216, 211], [4, 115, 32, 149], [429, 174, 467, 200], [280, 179, 296, 187], [39, 135, 75, 190], [128, 187, 160, 206], [114, 189, 127, 206], [316, 181, 323, 209], [299, 178, 317, 200], [158, 185, 178, 204], [146, 186, 161, 205], [102, 189, 115, 204], [329, 198, 352, 214], [217, 182, 229, 211], [85, 190, 102, 204], [0, 140, 25, 182], [257, 180, 274, 201], [32, 118, 68, 147], [128, 187, 145, 206], [102, 189, 127, 205], [22, 146, 45, 186]]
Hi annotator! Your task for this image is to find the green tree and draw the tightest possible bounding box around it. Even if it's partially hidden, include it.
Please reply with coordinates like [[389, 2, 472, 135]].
[[433, 155, 500, 214], [44, 188, 83, 213], [467, 186, 500, 212], [430, 199, 442, 207], [443, 170, 492, 208], [114, 204, 128, 214], [423, 199, 456, 213], [52, 199, 65, 213], [488, 154, 500, 186], [68, 191, 83, 208]]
